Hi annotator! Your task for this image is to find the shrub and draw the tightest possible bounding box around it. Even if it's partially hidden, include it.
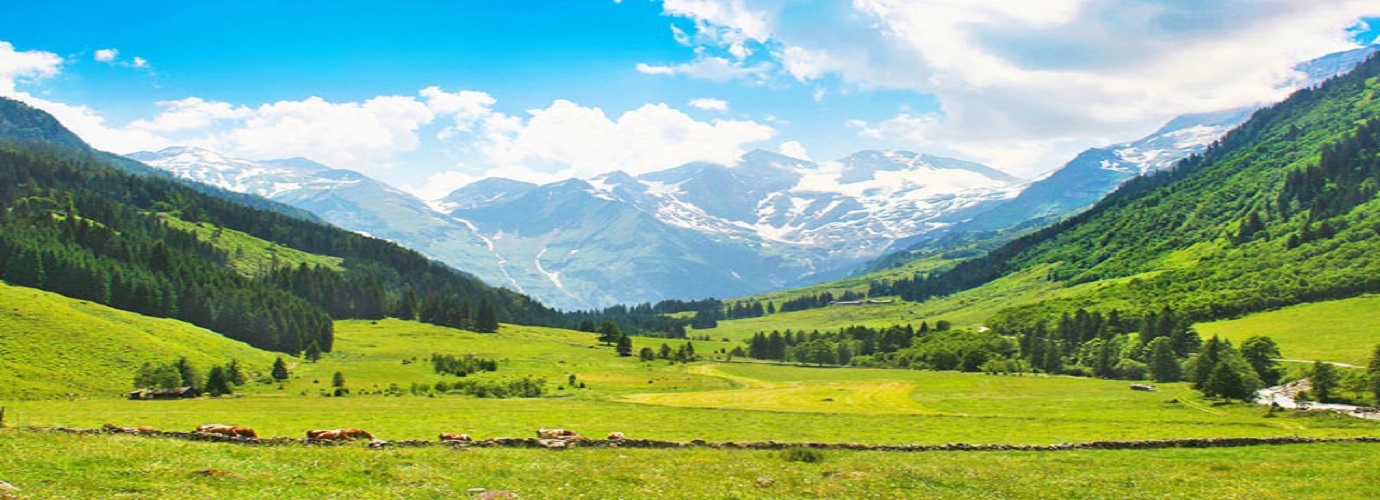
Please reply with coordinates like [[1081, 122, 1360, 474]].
[[781, 447, 825, 464]]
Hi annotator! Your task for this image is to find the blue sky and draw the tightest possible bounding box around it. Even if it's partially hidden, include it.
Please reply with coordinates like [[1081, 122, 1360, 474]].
[[0, 1, 1376, 198]]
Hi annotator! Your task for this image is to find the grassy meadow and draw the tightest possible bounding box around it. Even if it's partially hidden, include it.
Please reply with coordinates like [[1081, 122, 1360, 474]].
[[5, 316, 1377, 445], [3, 286, 1379, 498], [1196, 294, 1380, 365]]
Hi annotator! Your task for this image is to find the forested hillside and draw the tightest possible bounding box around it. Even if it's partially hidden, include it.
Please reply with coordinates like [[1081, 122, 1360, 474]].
[[874, 53, 1380, 327], [0, 100, 566, 354]]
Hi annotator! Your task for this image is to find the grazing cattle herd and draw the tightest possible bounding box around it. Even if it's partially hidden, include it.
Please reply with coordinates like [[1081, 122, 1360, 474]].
[[143, 423, 619, 447]]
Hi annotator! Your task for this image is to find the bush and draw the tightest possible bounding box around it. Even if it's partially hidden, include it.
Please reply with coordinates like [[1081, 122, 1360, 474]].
[[780, 447, 825, 464]]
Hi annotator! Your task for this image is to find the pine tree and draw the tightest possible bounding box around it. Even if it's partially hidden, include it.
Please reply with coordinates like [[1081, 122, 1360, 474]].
[[1147, 337, 1182, 382], [271, 357, 290, 382], [174, 357, 202, 390], [476, 299, 499, 333], [225, 359, 247, 386], [204, 365, 233, 396], [638, 347, 655, 361], [597, 321, 623, 346], [332, 371, 346, 388], [616, 335, 633, 357], [305, 341, 322, 363], [1203, 350, 1262, 402], [1191, 336, 1226, 389], [1310, 361, 1339, 403], [1239, 336, 1282, 386]]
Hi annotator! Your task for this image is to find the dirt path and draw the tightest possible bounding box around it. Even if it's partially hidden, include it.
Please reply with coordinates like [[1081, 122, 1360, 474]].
[[1272, 359, 1363, 369]]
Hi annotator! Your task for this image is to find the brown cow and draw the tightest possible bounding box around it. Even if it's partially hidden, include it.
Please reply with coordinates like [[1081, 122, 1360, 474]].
[[536, 428, 582, 440], [439, 433, 473, 442], [198, 424, 256, 438], [607, 431, 626, 440], [308, 428, 373, 441], [196, 424, 236, 435], [341, 428, 374, 440]]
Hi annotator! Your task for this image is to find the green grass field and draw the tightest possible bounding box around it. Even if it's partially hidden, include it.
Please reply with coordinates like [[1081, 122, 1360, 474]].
[[0, 430, 1376, 499], [5, 317, 1376, 446], [3, 282, 1379, 498], [1197, 295, 1380, 365]]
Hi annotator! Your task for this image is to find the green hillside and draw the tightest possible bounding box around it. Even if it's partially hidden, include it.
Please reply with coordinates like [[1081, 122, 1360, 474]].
[[1197, 295, 1380, 365], [0, 281, 276, 399], [885, 54, 1380, 326]]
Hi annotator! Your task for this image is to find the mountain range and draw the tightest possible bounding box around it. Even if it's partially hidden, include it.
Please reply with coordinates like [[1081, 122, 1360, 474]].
[[130, 147, 1024, 310], [126, 46, 1379, 310]]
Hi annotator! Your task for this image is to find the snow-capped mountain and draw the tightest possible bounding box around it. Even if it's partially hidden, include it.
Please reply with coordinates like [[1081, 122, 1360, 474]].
[[129, 145, 501, 287], [130, 146, 1022, 310]]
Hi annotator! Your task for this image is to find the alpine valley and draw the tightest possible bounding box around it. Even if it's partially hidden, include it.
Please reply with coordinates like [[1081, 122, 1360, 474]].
[[126, 48, 1379, 312]]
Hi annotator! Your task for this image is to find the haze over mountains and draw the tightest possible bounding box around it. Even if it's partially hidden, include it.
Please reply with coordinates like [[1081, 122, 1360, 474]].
[[127, 46, 1379, 311]]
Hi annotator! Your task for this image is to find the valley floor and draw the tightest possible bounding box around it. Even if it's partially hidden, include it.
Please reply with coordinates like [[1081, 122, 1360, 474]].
[[0, 430, 1376, 499], [4, 318, 1378, 498]]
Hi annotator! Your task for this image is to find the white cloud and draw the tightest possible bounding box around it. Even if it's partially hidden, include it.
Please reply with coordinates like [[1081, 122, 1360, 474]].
[[20, 95, 172, 153], [661, 1, 1380, 175], [688, 97, 729, 111], [404, 170, 481, 201], [132, 57, 147, 68], [662, 0, 774, 43], [420, 86, 498, 136], [777, 140, 809, 160], [473, 100, 775, 181], [636, 51, 773, 82], [94, 48, 118, 62], [0, 41, 62, 94], [129, 97, 252, 132]]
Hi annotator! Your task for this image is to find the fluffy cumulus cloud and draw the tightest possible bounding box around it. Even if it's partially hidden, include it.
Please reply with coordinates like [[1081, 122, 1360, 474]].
[[477, 100, 776, 183], [94, 48, 118, 62], [209, 95, 435, 170], [777, 140, 809, 160], [129, 97, 252, 132], [0, 41, 62, 94], [658, 0, 1380, 175]]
